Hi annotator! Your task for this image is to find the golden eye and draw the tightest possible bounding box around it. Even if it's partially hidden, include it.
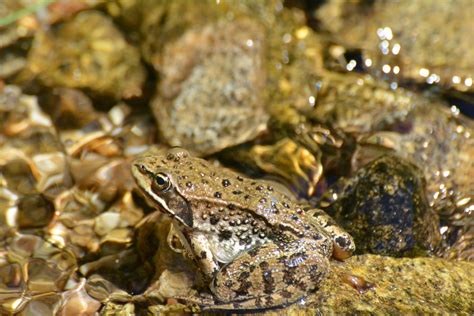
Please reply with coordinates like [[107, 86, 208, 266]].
[[152, 173, 171, 192]]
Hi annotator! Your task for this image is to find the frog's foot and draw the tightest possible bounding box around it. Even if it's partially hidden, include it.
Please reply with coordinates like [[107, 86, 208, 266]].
[[210, 239, 330, 310], [202, 293, 307, 311], [306, 208, 355, 259], [173, 292, 215, 307]]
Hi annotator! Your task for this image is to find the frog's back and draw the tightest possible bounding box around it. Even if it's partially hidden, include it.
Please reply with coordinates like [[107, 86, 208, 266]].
[[166, 151, 322, 240]]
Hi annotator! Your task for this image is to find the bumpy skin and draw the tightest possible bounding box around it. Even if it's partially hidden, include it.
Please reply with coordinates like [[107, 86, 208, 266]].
[[132, 148, 355, 309]]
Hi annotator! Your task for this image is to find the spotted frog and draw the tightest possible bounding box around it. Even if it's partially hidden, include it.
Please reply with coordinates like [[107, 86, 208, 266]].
[[132, 148, 354, 309]]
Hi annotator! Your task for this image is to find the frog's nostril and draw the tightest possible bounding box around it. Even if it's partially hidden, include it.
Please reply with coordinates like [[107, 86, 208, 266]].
[[137, 164, 147, 173]]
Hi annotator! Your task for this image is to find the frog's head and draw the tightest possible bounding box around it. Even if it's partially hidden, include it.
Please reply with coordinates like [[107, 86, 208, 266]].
[[132, 148, 194, 227]]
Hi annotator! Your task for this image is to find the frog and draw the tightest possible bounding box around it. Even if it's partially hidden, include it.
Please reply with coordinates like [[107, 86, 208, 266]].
[[131, 148, 355, 310]]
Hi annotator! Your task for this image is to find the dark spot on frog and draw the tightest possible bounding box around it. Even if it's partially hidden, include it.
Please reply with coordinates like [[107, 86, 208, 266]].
[[244, 194, 250, 200], [247, 248, 259, 257], [259, 261, 269, 270], [228, 203, 236, 210], [232, 190, 243, 195], [166, 153, 174, 160], [336, 236, 350, 248], [256, 185, 264, 191], [235, 280, 253, 297], [267, 186, 274, 191], [202, 179, 209, 184], [238, 271, 250, 281], [291, 215, 299, 221], [200, 251, 207, 259], [236, 176, 244, 181], [186, 181, 192, 188], [210, 215, 219, 225], [259, 197, 267, 203], [281, 290, 293, 299], [296, 281, 308, 292], [214, 192, 222, 198], [283, 268, 296, 285], [219, 229, 232, 240], [283, 202, 290, 208], [222, 179, 231, 187], [262, 270, 275, 294], [224, 280, 233, 288]]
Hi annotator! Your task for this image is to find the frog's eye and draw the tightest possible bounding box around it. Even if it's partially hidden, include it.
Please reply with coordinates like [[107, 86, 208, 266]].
[[152, 173, 171, 192]]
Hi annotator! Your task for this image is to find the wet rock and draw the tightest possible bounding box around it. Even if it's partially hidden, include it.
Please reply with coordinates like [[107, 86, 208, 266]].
[[0, 85, 72, 232], [40, 87, 98, 130], [0, 233, 77, 314], [152, 16, 268, 156], [319, 155, 441, 257], [258, 254, 474, 315], [219, 138, 324, 198], [17, 193, 55, 229], [21, 10, 145, 99], [316, 0, 474, 92], [308, 72, 474, 260]]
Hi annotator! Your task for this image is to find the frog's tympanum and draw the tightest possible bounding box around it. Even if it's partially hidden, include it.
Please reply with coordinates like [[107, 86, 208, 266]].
[[132, 148, 354, 310]]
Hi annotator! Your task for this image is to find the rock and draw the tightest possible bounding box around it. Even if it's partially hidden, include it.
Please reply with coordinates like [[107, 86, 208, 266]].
[[259, 254, 474, 315], [21, 11, 145, 99], [316, 0, 474, 92], [319, 155, 441, 257]]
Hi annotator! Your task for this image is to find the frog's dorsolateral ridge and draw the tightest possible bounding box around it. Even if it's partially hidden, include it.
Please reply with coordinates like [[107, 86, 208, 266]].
[[131, 148, 355, 309]]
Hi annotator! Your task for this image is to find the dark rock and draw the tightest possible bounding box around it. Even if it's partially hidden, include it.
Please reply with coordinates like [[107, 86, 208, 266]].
[[319, 155, 441, 257]]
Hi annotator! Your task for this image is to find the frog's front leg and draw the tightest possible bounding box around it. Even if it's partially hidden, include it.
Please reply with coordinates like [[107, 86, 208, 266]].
[[209, 238, 330, 310], [307, 208, 355, 259], [188, 232, 220, 279]]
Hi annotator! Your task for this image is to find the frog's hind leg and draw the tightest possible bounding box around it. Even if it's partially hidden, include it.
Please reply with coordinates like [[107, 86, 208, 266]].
[[202, 293, 305, 312], [209, 239, 330, 310]]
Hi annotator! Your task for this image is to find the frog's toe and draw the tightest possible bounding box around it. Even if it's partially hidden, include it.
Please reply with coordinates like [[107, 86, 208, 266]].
[[203, 293, 307, 311], [306, 208, 356, 259], [333, 232, 355, 260]]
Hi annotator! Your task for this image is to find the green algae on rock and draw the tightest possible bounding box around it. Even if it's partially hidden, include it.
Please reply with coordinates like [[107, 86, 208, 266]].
[[319, 155, 441, 257], [258, 255, 474, 315]]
